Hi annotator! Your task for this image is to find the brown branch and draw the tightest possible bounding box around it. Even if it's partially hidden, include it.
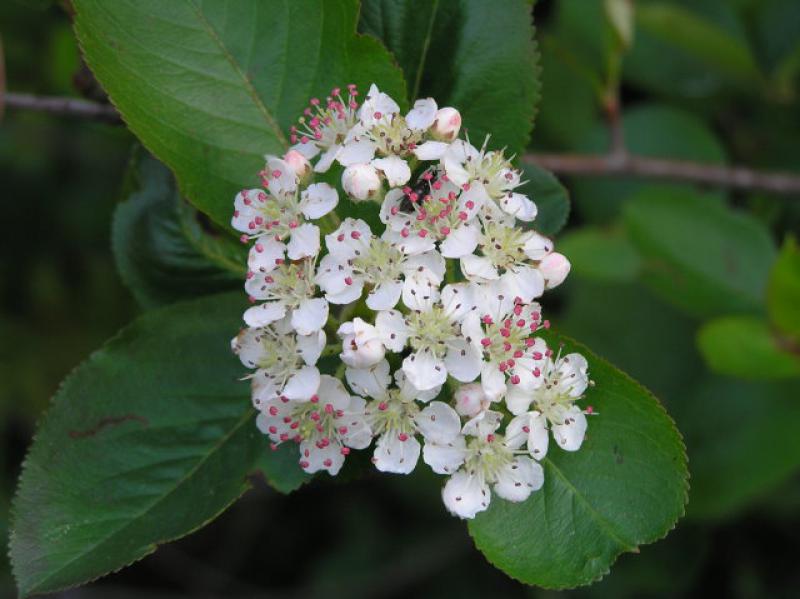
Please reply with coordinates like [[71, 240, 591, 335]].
[[3, 92, 120, 123], [525, 152, 800, 196]]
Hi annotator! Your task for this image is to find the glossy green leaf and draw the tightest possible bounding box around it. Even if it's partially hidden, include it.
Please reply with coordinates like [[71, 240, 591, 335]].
[[359, 0, 540, 156], [636, 2, 760, 86], [468, 333, 688, 589], [9, 292, 306, 596], [73, 0, 406, 229], [520, 163, 571, 236], [558, 227, 641, 283], [624, 188, 777, 318], [677, 376, 800, 520], [767, 236, 800, 340], [697, 316, 800, 380], [112, 152, 246, 309]]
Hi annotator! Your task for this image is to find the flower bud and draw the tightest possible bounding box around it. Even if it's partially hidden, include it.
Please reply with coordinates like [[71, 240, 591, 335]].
[[454, 383, 490, 417], [342, 163, 382, 202], [283, 149, 312, 183], [539, 252, 571, 289], [431, 107, 461, 142], [338, 318, 385, 368]]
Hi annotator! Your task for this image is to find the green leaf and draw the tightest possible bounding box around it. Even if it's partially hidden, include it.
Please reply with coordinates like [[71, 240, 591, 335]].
[[468, 332, 688, 589], [624, 188, 777, 318], [572, 106, 727, 224], [9, 292, 305, 596], [677, 376, 800, 520], [767, 236, 800, 340], [521, 163, 571, 236], [73, 0, 407, 229], [558, 227, 641, 283], [359, 0, 541, 156], [635, 2, 761, 86], [697, 316, 800, 380], [112, 151, 246, 309]]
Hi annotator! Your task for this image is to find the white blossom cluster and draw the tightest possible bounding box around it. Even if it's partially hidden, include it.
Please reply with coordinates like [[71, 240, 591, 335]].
[[230, 84, 594, 519]]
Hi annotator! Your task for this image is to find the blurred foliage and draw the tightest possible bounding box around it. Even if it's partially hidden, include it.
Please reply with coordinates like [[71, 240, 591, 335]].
[[2, 0, 800, 596]]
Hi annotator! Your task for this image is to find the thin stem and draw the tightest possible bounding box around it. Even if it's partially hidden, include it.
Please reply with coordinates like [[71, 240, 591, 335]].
[[3, 92, 121, 123]]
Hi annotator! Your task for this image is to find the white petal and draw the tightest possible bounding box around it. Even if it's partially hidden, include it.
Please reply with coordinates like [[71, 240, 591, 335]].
[[442, 471, 490, 519], [528, 412, 550, 460], [300, 183, 338, 219], [243, 302, 287, 327], [416, 401, 462, 444], [375, 310, 409, 351], [373, 156, 411, 187], [287, 223, 320, 259], [423, 437, 467, 474], [458, 183, 489, 215], [439, 223, 479, 258], [345, 359, 391, 399], [373, 434, 420, 474], [405, 97, 438, 130], [462, 410, 503, 437], [366, 281, 403, 311], [413, 141, 449, 160], [283, 365, 321, 400], [553, 406, 587, 451], [318, 374, 353, 411], [265, 157, 297, 195], [522, 231, 553, 261], [396, 368, 441, 403], [403, 250, 446, 283], [314, 144, 340, 173], [403, 350, 447, 391], [291, 298, 329, 335], [500, 193, 537, 222], [337, 139, 377, 166], [297, 330, 326, 365], [402, 270, 440, 311], [338, 396, 373, 449], [494, 457, 543, 502], [504, 385, 533, 415], [558, 353, 590, 397], [289, 141, 320, 160], [299, 440, 345, 475], [502, 266, 545, 303], [444, 341, 482, 382], [441, 283, 476, 322], [247, 237, 285, 273], [460, 254, 499, 282]]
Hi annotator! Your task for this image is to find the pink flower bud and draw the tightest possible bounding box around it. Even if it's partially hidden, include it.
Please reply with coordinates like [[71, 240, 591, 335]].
[[342, 163, 381, 202], [431, 107, 461, 141], [540, 252, 571, 289], [454, 383, 489, 417], [283, 149, 311, 182]]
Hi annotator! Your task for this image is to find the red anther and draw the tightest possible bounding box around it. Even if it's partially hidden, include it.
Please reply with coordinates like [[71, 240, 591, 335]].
[[522, 426, 530, 433], [533, 367, 541, 377], [248, 222, 256, 230], [290, 421, 300, 429], [514, 350, 524, 358], [254, 217, 264, 226], [264, 276, 273, 284], [281, 433, 290, 441], [499, 362, 509, 372], [374, 111, 382, 119], [258, 192, 267, 202], [422, 171, 433, 180], [301, 135, 309, 144], [337, 233, 345, 242], [323, 458, 333, 467], [341, 447, 351, 455], [543, 320, 551, 329], [310, 412, 320, 421], [290, 134, 297, 143], [268, 425, 278, 434], [310, 97, 320, 106], [503, 342, 512, 352], [481, 337, 492, 347], [324, 403, 334, 414], [433, 181, 442, 190], [316, 424, 324, 432], [280, 396, 289, 403], [487, 434, 495, 443], [532, 351, 543, 360], [378, 401, 388, 411], [510, 375, 521, 385], [283, 416, 291, 423], [339, 426, 348, 434], [500, 328, 511, 338], [481, 315, 493, 325], [398, 432, 409, 442], [299, 460, 309, 468], [275, 258, 285, 265], [402, 186, 412, 194], [248, 296, 256, 304], [332, 87, 341, 96], [255, 243, 264, 253], [440, 226, 451, 235], [419, 229, 428, 237], [517, 319, 526, 328], [513, 304, 523, 315], [401, 228, 410, 238], [391, 206, 399, 215], [586, 406, 594, 414], [462, 183, 471, 191], [344, 276, 353, 285], [288, 220, 298, 229], [269, 406, 278, 416], [507, 359, 515, 368], [441, 174, 449, 181], [272, 170, 282, 178], [233, 210, 240, 218], [336, 409, 344, 417], [458, 211, 468, 221], [545, 349, 553, 357], [532, 311, 541, 321], [409, 192, 419, 202], [448, 191, 457, 201], [240, 234, 249, 244], [245, 271, 254, 280], [270, 442, 279, 451], [350, 230, 361, 240]]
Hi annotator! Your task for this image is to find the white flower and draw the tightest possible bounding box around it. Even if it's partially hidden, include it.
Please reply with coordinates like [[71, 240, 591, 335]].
[[431, 107, 462, 142], [230, 319, 325, 408], [282, 149, 312, 182], [289, 85, 361, 173], [232, 156, 338, 242], [539, 252, 571, 289], [256, 375, 372, 475], [338, 317, 386, 368], [379, 173, 486, 257], [505, 349, 591, 452], [244, 254, 328, 335], [423, 410, 544, 519], [441, 139, 536, 221], [316, 217, 445, 310], [375, 283, 481, 391], [346, 360, 449, 474], [342, 163, 382, 201], [453, 383, 492, 417]]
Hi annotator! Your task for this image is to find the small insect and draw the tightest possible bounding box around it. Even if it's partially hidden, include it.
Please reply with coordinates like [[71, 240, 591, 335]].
[[399, 169, 438, 213]]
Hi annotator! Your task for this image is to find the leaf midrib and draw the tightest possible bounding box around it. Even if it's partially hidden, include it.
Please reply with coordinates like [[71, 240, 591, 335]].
[[27, 408, 253, 593]]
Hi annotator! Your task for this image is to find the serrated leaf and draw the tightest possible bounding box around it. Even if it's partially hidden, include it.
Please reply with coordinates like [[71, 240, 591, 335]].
[[697, 316, 800, 380], [623, 188, 777, 318], [73, 0, 407, 229], [359, 0, 540, 157], [468, 332, 688, 589], [521, 162, 571, 236], [767, 236, 800, 340], [112, 152, 246, 309], [558, 227, 641, 283], [9, 292, 304, 596]]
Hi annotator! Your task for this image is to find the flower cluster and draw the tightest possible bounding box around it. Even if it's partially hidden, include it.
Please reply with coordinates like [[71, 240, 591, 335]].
[[230, 84, 594, 519]]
